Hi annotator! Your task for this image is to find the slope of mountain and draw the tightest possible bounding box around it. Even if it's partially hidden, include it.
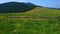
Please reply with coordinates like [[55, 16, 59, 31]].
[[0, 7, 60, 34], [0, 5, 60, 34], [0, 2, 36, 13]]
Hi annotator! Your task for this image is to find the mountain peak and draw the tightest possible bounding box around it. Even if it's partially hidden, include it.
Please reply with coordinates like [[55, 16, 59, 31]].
[[0, 2, 36, 13], [0, 2, 36, 6]]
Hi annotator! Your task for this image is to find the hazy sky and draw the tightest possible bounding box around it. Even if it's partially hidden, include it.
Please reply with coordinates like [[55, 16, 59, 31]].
[[0, 0, 60, 8]]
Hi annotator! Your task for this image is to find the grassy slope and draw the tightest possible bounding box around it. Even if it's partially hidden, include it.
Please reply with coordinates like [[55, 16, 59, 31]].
[[0, 7, 60, 34]]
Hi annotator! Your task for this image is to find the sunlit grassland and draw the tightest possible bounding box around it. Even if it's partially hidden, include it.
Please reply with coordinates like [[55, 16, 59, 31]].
[[0, 7, 60, 34]]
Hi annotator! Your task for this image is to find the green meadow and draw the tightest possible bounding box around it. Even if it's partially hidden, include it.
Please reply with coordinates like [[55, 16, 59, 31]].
[[0, 7, 60, 34]]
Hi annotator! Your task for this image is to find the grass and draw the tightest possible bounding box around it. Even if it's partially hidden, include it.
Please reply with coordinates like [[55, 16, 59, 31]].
[[0, 7, 60, 34]]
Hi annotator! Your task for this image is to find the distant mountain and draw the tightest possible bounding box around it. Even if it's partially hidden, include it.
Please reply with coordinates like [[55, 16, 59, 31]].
[[0, 2, 36, 13], [41, 6, 60, 10]]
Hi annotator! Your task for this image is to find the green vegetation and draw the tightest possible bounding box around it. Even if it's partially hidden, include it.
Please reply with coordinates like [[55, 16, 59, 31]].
[[0, 7, 60, 34]]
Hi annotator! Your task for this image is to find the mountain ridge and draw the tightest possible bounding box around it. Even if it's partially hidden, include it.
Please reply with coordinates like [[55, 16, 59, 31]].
[[0, 2, 60, 13]]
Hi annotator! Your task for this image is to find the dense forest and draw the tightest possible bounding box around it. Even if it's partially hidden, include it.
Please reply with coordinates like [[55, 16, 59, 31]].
[[0, 2, 36, 13]]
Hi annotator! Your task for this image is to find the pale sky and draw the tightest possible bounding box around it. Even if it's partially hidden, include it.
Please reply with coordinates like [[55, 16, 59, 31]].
[[0, 0, 60, 8]]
